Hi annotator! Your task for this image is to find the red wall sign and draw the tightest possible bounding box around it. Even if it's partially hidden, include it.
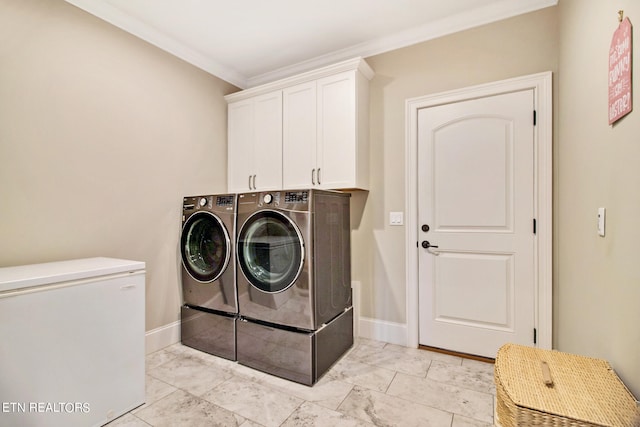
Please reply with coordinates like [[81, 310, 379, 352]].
[[609, 17, 633, 124]]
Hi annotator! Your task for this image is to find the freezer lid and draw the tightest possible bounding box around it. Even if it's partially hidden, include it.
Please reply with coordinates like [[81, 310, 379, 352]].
[[0, 257, 145, 292]]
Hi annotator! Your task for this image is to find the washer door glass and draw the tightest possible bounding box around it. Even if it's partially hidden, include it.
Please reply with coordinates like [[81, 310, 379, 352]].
[[181, 211, 230, 283], [237, 210, 304, 293]]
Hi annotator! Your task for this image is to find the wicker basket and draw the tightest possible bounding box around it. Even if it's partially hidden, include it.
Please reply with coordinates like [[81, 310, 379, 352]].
[[494, 343, 640, 427]]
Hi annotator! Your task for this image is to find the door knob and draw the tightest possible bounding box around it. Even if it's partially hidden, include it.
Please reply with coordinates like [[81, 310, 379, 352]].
[[421, 224, 430, 232], [421, 240, 438, 249]]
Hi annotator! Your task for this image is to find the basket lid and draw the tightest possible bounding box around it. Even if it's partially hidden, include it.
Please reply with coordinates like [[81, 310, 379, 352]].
[[495, 344, 640, 426]]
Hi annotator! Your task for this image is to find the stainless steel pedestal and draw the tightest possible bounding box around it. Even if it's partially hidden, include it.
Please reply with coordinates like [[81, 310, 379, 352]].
[[237, 307, 353, 385], [181, 305, 236, 361]]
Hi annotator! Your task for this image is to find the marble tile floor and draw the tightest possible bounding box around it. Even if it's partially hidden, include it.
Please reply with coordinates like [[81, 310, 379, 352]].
[[108, 338, 496, 427]]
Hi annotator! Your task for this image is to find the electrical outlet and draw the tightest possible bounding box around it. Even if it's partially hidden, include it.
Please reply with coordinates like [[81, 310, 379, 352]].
[[389, 212, 404, 226]]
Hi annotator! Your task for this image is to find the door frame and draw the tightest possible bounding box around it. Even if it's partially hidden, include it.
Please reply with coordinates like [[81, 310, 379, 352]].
[[405, 72, 553, 351]]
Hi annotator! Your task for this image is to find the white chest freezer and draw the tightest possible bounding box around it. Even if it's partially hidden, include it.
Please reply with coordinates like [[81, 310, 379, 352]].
[[0, 257, 145, 427]]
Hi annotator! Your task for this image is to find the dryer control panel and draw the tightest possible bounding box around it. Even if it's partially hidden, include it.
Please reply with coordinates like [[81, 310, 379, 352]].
[[240, 191, 315, 212], [284, 191, 309, 204], [257, 192, 280, 207]]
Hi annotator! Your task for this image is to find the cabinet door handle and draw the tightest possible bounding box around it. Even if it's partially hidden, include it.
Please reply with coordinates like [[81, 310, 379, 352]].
[[311, 169, 316, 185], [248, 175, 252, 190], [252, 175, 257, 190], [317, 168, 321, 185]]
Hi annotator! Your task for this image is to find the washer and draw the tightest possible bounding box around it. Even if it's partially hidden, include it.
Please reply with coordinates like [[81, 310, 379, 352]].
[[235, 189, 353, 384], [180, 194, 237, 360]]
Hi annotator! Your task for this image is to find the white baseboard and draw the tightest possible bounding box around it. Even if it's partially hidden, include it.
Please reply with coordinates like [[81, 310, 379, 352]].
[[145, 320, 180, 354], [352, 280, 408, 346], [358, 316, 408, 346]]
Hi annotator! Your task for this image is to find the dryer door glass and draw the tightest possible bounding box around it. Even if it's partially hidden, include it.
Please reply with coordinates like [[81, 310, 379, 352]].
[[181, 211, 231, 283], [237, 210, 304, 293]]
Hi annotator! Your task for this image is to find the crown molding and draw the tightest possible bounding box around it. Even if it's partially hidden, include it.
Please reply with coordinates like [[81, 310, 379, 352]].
[[65, 0, 557, 89], [246, 0, 557, 87], [64, 0, 248, 88]]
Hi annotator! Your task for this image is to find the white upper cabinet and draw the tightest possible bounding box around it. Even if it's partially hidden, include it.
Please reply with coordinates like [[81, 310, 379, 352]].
[[227, 99, 253, 192], [226, 57, 373, 192], [316, 70, 368, 190], [252, 91, 283, 191], [282, 81, 317, 189], [227, 91, 282, 192]]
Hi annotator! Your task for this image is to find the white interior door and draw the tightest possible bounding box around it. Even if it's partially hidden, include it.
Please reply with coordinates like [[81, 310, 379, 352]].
[[417, 90, 535, 358]]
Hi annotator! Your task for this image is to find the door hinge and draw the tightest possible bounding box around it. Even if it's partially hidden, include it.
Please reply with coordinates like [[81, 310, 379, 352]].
[[533, 218, 537, 234], [533, 110, 537, 126], [534, 328, 538, 344]]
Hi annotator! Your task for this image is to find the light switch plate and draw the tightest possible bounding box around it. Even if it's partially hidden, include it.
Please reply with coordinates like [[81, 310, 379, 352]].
[[389, 212, 404, 226], [597, 207, 606, 236]]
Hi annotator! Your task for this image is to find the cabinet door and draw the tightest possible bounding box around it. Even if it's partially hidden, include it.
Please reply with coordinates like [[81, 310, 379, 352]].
[[228, 99, 255, 192], [253, 91, 283, 191], [317, 72, 357, 189], [283, 82, 317, 189]]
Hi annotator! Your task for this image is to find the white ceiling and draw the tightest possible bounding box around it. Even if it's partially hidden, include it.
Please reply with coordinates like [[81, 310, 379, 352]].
[[65, 0, 557, 88]]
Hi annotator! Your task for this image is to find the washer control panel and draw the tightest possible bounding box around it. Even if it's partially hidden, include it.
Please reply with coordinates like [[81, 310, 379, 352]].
[[216, 195, 234, 207]]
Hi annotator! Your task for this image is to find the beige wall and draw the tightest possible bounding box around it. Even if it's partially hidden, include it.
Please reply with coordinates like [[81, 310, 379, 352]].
[[556, 0, 640, 397], [353, 7, 559, 324], [0, 0, 237, 331]]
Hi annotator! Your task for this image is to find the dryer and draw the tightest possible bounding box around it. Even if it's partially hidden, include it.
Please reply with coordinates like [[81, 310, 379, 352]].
[[235, 189, 353, 384], [180, 194, 237, 360], [235, 189, 351, 330]]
